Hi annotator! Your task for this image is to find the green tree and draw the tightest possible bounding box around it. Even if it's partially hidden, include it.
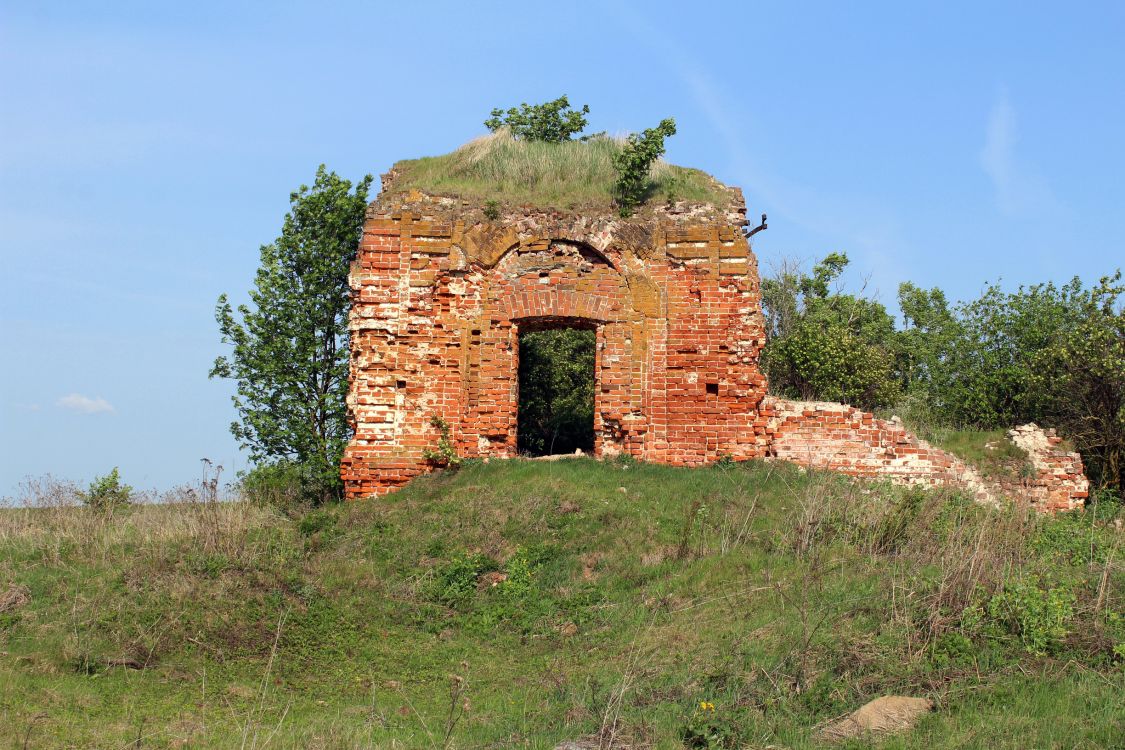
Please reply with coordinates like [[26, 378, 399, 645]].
[[895, 281, 959, 419], [1026, 273, 1124, 490], [517, 328, 596, 456], [901, 272, 1123, 491], [933, 279, 1083, 428], [761, 253, 901, 409], [484, 95, 590, 142], [612, 117, 677, 216], [211, 166, 373, 501]]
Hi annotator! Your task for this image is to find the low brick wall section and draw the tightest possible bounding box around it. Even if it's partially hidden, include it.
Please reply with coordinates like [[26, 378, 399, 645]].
[[1003, 424, 1089, 512], [760, 397, 1088, 512]]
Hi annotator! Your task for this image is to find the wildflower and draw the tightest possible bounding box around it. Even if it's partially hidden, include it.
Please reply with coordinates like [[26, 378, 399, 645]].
[[699, 700, 715, 712]]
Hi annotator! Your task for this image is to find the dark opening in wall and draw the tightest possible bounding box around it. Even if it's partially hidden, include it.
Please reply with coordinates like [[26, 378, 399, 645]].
[[706, 382, 719, 395], [517, 326, 595, 456]]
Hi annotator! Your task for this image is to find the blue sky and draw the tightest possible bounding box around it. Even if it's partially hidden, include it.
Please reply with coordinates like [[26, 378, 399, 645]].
[[2, 1, 1123, 496]]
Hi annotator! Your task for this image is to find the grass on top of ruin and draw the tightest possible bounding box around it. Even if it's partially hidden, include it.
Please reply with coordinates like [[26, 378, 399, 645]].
[[1, 457, 1123, 748], [386, 128, 733, 214]]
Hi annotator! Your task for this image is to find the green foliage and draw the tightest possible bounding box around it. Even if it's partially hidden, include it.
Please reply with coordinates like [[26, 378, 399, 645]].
[[762, 253, 901, 409], [482, 199, 500, 220], [964, 578, 1076, 656], [211, 166, 373, 503], [612, 117, 677, 216], [1026, 273, 1125, 490], [915, 272, 1124, 490], [422, 416, 462, 467], [517, 328, 595, 455], [430, 552, 499, 609], [79, 467, 132, 512], [237, 460, 314, 511], [681, 701, 740, 749], [484, 95, 589, 142], [896, 280, 958, 404]]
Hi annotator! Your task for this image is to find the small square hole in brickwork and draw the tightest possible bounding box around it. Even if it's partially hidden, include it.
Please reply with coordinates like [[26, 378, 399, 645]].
[[396, 380, 406, 389], [706, 382, 719, 395], [517, 326, 595, 457]]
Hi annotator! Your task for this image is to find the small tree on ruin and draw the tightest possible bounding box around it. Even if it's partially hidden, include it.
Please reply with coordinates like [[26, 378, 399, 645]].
[[484, 95, 590, 142]]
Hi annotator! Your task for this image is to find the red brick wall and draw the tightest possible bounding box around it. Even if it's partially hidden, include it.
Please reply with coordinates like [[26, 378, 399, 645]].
[[341, 194, 769, 497]]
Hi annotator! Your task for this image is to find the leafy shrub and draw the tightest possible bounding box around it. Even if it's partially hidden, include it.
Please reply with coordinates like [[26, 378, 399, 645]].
[[612, 117, 677, 216], [1032, 510, 1111, 565], [762, 253, 902, 410], [238, 461, 335, 510], [79, 467, 132, 512], [484, 95, 589, 142], [297, 509, 337, 537], [431, 553, 499, 609], [963, 578, 1076, 656]]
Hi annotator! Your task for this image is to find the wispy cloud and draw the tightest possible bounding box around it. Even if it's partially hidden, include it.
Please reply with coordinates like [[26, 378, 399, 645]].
[[604, 2, 909, 301], [13, 403, 41, 412], [56, 393, 115, 414], [980, 92, 1059, 217]]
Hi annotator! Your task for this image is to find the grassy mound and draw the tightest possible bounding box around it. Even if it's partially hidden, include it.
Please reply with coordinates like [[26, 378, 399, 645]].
[[1, 459, 1123, 748], [922, 428, 1035, 481], [386, 129, 732, 212]]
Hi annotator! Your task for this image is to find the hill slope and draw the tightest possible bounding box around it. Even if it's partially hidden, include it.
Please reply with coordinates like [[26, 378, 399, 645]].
[[1, 459, 1122, 748]]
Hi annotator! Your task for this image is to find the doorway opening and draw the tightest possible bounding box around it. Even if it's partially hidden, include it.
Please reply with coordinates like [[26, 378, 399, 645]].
[[517, 324, 596, 456]]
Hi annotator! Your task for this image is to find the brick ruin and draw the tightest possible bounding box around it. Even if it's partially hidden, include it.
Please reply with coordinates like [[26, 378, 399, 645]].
[[342, 186, 1088, 512]]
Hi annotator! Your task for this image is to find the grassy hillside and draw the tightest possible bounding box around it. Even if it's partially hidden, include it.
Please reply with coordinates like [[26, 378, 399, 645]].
[[386, 130, 732, 213], [1, 459, 1123, 749]]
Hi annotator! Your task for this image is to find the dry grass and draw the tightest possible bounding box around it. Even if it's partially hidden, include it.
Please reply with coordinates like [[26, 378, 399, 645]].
[[0, 474, 282, 567], [387, 128, 731, 211]]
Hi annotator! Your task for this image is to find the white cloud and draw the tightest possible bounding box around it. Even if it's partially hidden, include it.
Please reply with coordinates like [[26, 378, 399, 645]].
[[56, 393, 115, 414], [980, 93, 1059, 217]]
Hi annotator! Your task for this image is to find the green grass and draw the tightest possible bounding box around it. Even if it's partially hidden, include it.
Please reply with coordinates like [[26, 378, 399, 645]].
[[918, 428, 1035, 481], [1, 459, 1123, 748], [387, 129, 732, 213]]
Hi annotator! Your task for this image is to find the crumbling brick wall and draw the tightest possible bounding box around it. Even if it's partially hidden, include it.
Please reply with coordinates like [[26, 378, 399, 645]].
[[342, 188, 1089, 512], [762, 397, 997, 504], [342, 190, 769, 497], [762, 398, 1088, 512], [1003, 424, 1089, 512]]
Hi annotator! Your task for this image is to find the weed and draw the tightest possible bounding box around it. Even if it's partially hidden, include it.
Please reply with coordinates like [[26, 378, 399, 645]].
[[79, 467, 132, 512], [680, 700, 740, 748], [423, 416, 462, 468]]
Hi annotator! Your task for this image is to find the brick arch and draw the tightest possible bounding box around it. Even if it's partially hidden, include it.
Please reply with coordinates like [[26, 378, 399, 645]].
[[497, 288, 620, 323]]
